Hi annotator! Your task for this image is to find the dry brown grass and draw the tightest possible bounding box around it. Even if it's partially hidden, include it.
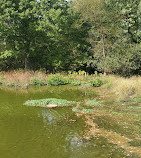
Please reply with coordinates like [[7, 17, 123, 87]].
[[101, 75, 141, 101], [0, 70, 48, 86]]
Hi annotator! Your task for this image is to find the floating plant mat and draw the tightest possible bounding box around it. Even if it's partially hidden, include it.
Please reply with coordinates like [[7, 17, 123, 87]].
[[24, 98, 76, 108], [85, 100, 102, 106], [72, 107, 94, 114]]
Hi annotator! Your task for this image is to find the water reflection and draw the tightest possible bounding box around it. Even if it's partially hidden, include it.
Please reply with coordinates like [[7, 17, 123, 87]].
[[39, 108, 67, 126], [0, 86, 140, 158]]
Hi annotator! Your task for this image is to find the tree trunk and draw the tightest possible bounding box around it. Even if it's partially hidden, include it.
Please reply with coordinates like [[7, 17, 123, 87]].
[[25, 57, 30, 71], [102, 34, 107, 76]]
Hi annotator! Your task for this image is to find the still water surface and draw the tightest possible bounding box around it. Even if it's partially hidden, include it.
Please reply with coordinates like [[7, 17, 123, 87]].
[[0, 86, 140, 158]]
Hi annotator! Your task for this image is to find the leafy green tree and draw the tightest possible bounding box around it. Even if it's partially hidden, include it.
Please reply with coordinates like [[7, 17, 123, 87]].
[[0, 0, 40, 70], [73, 0, 119, 75], [73, 0, 141, 76], [105, 0, 141, 75], [37, 0, 90, 72]]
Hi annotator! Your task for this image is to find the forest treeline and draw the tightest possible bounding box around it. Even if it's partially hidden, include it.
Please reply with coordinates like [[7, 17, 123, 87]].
[[0, 0, 141, 76]]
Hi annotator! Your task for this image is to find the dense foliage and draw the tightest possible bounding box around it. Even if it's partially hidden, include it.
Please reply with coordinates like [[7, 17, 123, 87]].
[[0, 0, 140, 76]]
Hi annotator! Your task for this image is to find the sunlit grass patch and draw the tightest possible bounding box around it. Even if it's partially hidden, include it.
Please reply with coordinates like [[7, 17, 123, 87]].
[[24, 98, 76, 107]]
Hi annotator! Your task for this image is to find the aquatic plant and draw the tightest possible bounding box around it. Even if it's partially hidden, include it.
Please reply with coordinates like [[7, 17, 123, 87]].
[[86, 100, 102, 106], [72, 107, 94, 113], [24, 98, 76, 107]]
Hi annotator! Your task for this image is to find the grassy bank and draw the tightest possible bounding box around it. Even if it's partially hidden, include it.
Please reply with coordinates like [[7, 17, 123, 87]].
[[0, 70, 140, 101]]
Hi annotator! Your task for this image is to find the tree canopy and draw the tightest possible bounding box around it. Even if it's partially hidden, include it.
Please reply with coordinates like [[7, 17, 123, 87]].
[[0, 0, 140, 76]]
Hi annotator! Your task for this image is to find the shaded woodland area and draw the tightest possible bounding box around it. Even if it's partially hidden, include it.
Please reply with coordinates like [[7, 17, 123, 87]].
[[0, 0, 141, 76]]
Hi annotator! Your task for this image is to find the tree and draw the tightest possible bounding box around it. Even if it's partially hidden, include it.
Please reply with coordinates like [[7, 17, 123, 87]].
[[37, 0, 90, 72], [73, 0, 119, 75], [0, 0, 40, 70], [105, 0, 141, 76], [73, 0, 141, 76]]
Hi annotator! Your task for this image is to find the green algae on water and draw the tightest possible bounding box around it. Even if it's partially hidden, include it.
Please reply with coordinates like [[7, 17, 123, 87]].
[[72, 107, 94, 114], [86, 100, 102, 106], [24, 98, 76, 107]]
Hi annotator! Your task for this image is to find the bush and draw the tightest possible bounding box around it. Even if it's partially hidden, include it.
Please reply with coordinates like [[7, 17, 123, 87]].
[[70, 80, 81, 86], [31, 78, 46, 86], [47, 76, 69, 86], [90, 78, 103, 87]]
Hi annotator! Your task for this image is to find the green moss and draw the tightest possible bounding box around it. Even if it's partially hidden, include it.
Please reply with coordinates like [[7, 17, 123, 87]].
[[24, 98, 76, 107]]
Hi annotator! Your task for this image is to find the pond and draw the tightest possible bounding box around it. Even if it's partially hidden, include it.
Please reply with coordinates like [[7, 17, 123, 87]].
[[0, 86, 140, 158]]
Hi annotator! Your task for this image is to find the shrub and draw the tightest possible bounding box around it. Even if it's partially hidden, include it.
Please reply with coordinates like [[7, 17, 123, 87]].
[[47, 76, 69, 86], [70, 80, 81, 86], [31, 78, 46, 86], [90, 78, 103, 87]]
